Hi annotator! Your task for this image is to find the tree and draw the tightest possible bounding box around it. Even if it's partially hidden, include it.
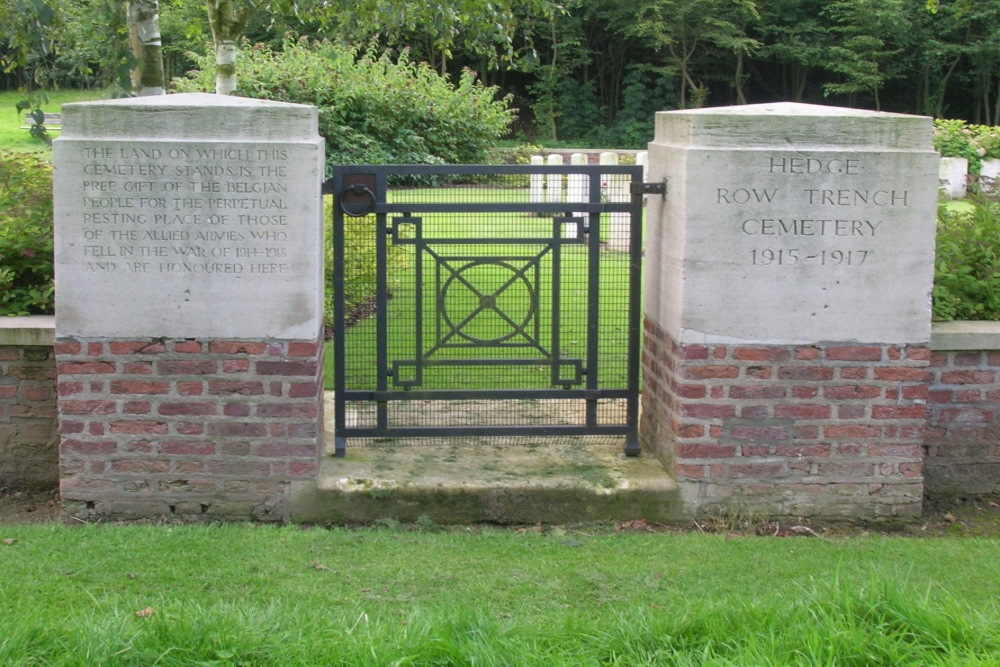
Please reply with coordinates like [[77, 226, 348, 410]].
[[128, 0, 166, 95], [205, 0, 254, 94], [821, 0, 910, 109], [753, 0, 834, 101], [332, 0, 558, 76], [631, 0, 760, 108]]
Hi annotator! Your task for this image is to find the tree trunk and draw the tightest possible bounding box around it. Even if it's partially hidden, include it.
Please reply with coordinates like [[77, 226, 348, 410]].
[[994, 75, 1000, 126], [734, 51, 746, 105], [215, 40, 238, 95], [128, 0, 165, 96], [206, 0, 252, 95]]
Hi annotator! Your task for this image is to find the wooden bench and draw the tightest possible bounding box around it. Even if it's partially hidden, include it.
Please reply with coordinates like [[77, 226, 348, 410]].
[[20, 113, 62, 132]]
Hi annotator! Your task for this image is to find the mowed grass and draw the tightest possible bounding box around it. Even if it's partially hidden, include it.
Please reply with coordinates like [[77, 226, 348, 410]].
[[0, 523, 999, 664], [0, 89, 107, 153]]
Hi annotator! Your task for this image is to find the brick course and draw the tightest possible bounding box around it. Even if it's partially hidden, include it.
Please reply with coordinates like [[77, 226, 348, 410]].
[[640, 318, 925, 518], [0, 345, 58, 491], [925, 350, 1000, 497], [6, 319, 1000, 521], [55, 336, 323, 521]]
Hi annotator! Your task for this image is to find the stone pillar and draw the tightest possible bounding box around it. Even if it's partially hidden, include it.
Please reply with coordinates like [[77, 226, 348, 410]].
[[53, 93, 325, 521], [641, 103, 939, 518]]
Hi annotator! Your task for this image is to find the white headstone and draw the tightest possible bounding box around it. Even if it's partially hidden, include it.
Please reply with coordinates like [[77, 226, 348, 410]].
[[600, 153, 630, 251], [546, 154, 563, 203], [529, 155, 545, 204], [979, 158, 1000, 195], [567, 153, 589, 237], [54, 93, 325, 339], [645, 102, 938, 345], [636, 151, 649, 183], [938, 157, 968, 200]]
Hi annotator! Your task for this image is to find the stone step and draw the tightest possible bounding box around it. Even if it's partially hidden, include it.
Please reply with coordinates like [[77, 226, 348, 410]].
[[289, 394, 681, 524]]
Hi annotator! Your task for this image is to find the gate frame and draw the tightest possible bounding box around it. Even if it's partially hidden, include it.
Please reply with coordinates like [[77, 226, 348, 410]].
[[326, 164, 644, 457]]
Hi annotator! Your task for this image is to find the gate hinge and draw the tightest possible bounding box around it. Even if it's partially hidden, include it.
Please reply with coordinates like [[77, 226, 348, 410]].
[[632, 180, 667, 196]]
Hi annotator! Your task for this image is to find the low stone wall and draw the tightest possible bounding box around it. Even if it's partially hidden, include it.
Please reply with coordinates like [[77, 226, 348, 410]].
[[2, 316, 1000, 515], [925, 322, 1000, 498], [0, 317, 57, 491]]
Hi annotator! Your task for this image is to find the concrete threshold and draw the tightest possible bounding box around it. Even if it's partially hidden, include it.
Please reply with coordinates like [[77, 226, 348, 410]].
[[291, 393, 681, 524]]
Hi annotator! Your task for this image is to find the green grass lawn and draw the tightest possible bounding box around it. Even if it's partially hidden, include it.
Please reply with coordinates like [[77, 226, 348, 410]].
[[0, 90, 106, 153], [0, 522, 998, 664]]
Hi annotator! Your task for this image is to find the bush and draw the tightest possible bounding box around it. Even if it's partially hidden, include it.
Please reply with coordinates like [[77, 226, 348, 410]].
[[934, 119, 985, 174], [323, 199, 405, 329], [933, 197, 1000, 321], [0, 151, 55, 316], [174, 39, 514, 169]]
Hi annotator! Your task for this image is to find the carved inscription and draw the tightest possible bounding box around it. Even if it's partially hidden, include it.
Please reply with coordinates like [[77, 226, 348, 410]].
[[714, 156, 913, 268], [76, 144, 294, 275]]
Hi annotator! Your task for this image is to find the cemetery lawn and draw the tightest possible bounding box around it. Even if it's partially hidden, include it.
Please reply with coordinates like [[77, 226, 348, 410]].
[[1, 520, 999, 664], [0, 90, 105, 153]]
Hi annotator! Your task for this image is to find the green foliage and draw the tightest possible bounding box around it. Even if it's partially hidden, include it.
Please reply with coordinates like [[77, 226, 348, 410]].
[[933, 197, 1000, 321], [174, 39, 514, 169], [0, 150, 54, 316], [934, 119, 984, 174], [323, 198, 404, 329], [542, 69, 672, 148]]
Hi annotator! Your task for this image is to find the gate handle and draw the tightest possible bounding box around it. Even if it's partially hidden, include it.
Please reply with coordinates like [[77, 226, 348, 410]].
[[340, 183, 376, 217]]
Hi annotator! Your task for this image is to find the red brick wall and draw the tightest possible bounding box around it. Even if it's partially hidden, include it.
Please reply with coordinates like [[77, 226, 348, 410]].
[[641, 318, 927, 518], [0, 321, 988, 520], [925, 350, 1000, 497], [0, 345, 58, 491], [55, 337, 323, 520]]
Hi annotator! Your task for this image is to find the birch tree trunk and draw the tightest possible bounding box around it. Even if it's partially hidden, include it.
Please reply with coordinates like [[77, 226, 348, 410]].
[[206, 0, 252, 95], [128, 0, 165, 96]]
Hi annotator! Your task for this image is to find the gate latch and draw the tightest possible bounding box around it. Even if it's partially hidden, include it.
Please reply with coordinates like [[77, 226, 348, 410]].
[[631, 180, 667, 197], [340, 174, 377, 217]]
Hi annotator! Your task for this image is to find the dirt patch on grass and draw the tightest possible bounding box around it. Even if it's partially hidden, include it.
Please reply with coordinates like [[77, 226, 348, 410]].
[[0, 489, 64, 525]]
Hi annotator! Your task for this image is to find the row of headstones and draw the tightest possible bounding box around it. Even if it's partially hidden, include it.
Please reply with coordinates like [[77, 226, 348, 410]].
[[528, 152, 648, 251], [527, 152, 649, 205], [939, 156, 1000, 199]]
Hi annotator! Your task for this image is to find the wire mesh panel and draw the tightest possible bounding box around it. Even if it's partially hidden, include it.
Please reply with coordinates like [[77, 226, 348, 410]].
[[328, 164, 643, 456]]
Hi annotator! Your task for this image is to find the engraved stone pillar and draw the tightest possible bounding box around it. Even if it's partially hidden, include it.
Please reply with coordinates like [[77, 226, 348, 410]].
[[53, 93, 325, 521], [641, 103, 939, 518]]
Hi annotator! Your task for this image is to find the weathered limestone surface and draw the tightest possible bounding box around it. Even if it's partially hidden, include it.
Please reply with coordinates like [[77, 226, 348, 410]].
[[53, 94, 325, 521], [54, 93, 324, 340], [645, 102, 938, 346], [642, 103, 940, 519]]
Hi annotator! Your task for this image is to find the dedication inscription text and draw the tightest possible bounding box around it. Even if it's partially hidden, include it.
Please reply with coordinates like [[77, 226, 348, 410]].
[[74, 143, 299, 276]]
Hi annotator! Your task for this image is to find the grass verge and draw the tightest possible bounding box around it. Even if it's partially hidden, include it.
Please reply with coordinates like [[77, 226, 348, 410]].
[[0, 90, 106, 153], [0, 523, 999, 664]]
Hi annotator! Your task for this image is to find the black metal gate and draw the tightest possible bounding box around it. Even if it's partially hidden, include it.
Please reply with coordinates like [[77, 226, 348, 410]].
[[326, 164, 644, 456]]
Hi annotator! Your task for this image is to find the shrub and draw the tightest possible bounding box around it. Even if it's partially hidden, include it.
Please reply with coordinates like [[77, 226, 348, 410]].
[[323, 198, 405, 329], [0, 151, 55, 316], [174, 39, 514, 170], [933, 197, 1000, 321], [934, 119, 984, 174]]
